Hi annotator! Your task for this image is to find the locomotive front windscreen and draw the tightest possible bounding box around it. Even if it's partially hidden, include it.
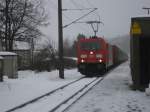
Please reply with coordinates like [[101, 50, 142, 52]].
[[80, 41, 101, 50]]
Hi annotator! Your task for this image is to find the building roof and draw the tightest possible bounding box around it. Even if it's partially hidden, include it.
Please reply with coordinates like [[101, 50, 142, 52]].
[[14, 41, 30, 50], [0, 52, 17, 56]]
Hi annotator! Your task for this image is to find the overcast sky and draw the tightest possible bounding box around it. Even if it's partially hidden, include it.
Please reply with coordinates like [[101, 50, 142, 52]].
[[40, 0, 150, 45]]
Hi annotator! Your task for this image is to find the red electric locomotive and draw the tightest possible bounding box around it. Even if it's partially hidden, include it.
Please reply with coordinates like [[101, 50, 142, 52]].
[[77, 37, 114, 76]]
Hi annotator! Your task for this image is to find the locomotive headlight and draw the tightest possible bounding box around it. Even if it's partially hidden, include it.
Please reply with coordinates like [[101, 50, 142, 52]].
[[99, 59, 103, 63], [81, 59, 85, 63], [90, 51, 94, 54], [96, 54, 103, 58], [80, 54, 87, 58]]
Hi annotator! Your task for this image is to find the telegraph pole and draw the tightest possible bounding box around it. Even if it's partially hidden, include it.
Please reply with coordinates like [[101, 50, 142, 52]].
[[58, 0, 64, 79]]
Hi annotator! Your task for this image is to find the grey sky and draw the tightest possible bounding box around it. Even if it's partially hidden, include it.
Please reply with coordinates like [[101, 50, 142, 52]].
[[41, 0, 150, 45]]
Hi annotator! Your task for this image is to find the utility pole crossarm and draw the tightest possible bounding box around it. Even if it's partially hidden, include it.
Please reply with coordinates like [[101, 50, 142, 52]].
[[142, 7, 150, 15]]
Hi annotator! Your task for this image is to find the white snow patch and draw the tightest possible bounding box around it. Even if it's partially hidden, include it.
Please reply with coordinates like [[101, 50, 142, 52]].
[[0, 69, 83, 112], [146, 84, 150, 96]]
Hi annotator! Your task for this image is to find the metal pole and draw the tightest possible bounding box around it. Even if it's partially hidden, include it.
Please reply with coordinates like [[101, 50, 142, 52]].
[[58, 0, 64, 79], [30, 38, 34, 69], [5, 0, 9, 51], [0, 60, 3, 82]]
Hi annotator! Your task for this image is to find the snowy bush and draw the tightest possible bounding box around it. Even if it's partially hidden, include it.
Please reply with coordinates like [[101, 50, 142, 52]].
[[145, 84, 150, 96]]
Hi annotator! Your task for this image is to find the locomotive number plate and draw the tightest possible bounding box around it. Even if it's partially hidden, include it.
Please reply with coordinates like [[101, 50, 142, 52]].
[[89, 55, 94, 58]]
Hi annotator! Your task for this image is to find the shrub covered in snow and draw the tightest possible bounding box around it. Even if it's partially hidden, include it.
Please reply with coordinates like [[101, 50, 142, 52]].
[[145, 84, 150, 96]]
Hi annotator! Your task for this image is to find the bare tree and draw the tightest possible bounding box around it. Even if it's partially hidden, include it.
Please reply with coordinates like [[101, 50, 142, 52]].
[[0, 0, 48, 51]]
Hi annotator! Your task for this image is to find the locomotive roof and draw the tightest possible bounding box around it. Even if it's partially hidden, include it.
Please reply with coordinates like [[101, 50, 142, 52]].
[[79, 37, 105, 41]]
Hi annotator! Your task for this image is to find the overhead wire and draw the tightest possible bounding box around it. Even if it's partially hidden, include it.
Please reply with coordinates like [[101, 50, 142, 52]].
[[63, 0, 95, 34], [67, 0, 100, 35], [48, 0, 91, 34], [48, 0, 100, 35], [70, 0, 102, 36], [69, 0, 100, 23], [62, 10, 91, 33], [62, 8, 95, 11], [48, 0, 71, 21], [85, 0, 101, 19], [85, 0, 104, 35], [63, 8, 97, 28]]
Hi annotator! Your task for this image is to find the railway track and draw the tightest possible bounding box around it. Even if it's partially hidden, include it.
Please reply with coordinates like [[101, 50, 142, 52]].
[[5, 77, 85, 112], [5, 66, 115, 112], [50, 77, 104, 112], [60, 63, 126, 112], [5, 76, 104, 112], [53, 67, 117, 112]]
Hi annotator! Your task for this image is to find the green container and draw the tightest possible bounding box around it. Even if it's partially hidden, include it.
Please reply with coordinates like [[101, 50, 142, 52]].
[[130, 17, 150, 91]]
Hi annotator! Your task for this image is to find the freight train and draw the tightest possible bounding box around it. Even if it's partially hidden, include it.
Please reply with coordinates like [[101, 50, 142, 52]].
[[77, 36, 128, 76]]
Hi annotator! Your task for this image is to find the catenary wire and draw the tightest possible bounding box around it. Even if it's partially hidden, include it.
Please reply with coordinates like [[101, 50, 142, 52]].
[[48, 0, 91, 35]]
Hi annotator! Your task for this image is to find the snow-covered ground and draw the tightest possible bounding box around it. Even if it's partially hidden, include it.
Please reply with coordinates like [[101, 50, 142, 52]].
[[0, 62, 150, 112], [66, 62, 150, 112], [0, 69, 83, 112]]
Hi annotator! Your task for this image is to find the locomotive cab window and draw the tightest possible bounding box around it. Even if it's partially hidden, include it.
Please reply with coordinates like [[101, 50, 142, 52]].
[[80, 41, 101, 51]]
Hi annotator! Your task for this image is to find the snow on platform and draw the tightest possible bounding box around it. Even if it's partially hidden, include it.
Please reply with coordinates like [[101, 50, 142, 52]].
[[66, 62, 150, 112], [0, 52, 17, 56]]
